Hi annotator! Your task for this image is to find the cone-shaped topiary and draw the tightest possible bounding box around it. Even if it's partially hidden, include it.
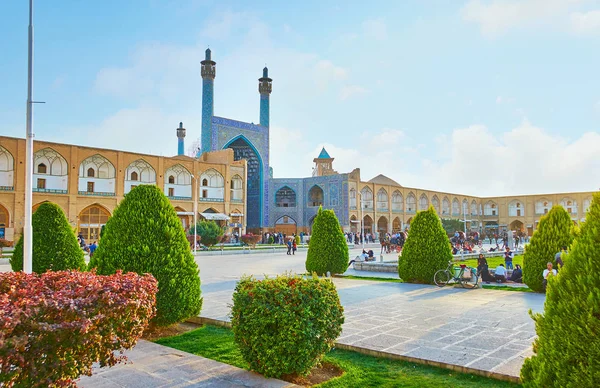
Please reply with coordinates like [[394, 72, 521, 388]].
[[523, 205, 574, 292], [89, 185, 202, 326], [305, 207, 348, 275], [398, 207, 452, 283], [521, 192, 600, 386], [10, 202, 86, 273]]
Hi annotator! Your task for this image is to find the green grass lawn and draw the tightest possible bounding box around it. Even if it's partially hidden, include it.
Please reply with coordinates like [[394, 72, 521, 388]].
[[482, 285, 533, 292], [455, 255, 524, 269], [155, 325, 519, 387]]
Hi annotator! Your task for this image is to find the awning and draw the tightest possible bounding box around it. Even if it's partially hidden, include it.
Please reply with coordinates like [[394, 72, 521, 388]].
[[177, 211, 194, 216], [230, 213, 244, 217], [200, 213, 230, 221]]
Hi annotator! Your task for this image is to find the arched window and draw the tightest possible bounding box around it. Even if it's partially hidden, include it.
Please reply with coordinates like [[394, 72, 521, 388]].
[[37, 163, 47, 174], [377, 189, 388, 210], [419, 194, 428, 211], [452, 198, 460, 215], [484, 202, 497, 216], [125, 159, 155, 184], [130, 171, 138, 181], [0, 146, 15, 191], [168, 175, 175, 184], [508, 200, 524, 217], [470, 200, 477, 216], [34, 148, 68, 176], [392, 191, 403, 212], [442, 197, 450, 215], [360, 187, 373, 209], [406, 193, 416, 212], [308, 185, 324, 207], [560, 198, 577, 214], [230, 175, 243, 201], [432, 196, 440, 213], [276, 186, 296, 207], [87, 168, 95, 178], [349, 188, 357, 208], [164, 164, 191, 185], [462, 199, 468, 215], [535, 200, 552, 215], [78, 205, 111, 241], [583, 198, 592, 214], [200, 169, 224, 188]]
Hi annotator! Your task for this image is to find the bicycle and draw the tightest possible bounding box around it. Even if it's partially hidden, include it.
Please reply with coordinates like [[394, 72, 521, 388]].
[[434, 261, 479, 288]]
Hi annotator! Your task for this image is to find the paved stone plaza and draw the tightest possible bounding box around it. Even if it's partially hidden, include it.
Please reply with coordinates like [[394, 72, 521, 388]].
[[78, 339, 296, 388], [196, 247, 543, 379]]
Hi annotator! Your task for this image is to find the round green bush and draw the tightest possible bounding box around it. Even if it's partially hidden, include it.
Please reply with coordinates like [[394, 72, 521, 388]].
[[89, 185, 202, 326], [10, 202, 86, 273], [190, 220, 223, 248], [523, 205, 574, 292], [305, 207, 348, 275], [398, 207, 452, 283], [521, 192, 600, 386], [231, 274, 344, 378]]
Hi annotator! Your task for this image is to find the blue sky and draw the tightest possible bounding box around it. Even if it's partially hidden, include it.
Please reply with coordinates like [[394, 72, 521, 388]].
[[1, 0, 600, 196]]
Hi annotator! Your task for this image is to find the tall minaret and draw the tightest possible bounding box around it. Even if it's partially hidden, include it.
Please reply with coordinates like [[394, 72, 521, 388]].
[[258, 66, 272, 128], [176, 122, 186, 156], [200, 48, 216, 155]]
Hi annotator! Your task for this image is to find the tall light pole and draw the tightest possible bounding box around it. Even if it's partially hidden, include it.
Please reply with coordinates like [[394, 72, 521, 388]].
[[192, 175, 198, 254], [359, 192, 365, 250], [23, 0, 35, 274]]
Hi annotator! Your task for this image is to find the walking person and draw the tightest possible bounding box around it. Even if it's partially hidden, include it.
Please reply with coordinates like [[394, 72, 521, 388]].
[[292, 239, 297, 255], [286, 238, 292, 255]]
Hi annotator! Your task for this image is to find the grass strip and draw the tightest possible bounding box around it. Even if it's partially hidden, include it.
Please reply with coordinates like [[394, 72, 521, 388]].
[[454, 255, 524, 269], [335, 275, 403, 283], [155, 325, 520, 387], [481, 284, 534, 293]]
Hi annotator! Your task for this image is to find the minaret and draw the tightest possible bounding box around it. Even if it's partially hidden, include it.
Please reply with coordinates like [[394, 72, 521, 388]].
[[313, 147, 337, 177], [200, 48, 216, 155], [258, 66, 272, 128], [176, 122, 186, 156]]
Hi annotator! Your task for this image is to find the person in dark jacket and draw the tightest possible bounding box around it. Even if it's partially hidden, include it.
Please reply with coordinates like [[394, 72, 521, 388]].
[[510, 264, 523, 283]]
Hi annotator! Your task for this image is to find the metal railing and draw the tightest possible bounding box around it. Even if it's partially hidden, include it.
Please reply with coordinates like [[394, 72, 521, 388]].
[[33, 188, 67, 194], [78, 191, 116, 197]]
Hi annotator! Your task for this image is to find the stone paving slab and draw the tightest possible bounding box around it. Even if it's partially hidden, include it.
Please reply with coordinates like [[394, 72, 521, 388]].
[[199, 276, 545, 379], [78, 340, 297, 388]]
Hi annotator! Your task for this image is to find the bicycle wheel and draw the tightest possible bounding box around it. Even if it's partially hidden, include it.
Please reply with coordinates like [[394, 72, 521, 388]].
[[434, 270, 450, 287]]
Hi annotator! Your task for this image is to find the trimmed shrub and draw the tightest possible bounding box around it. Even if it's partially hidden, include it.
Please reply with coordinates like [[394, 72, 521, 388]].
[[521, 193, 600, 386], [398, 207, 452, 283], [240, 233, 261, 248], [89, 185, 202, 326], [0, 270, 157, 388], [523, 205, 574, 292], [305, 207, 349, 275], [231, 274, 344, 378], [10, 202, 86, 273], [190, 220, 223, 248]]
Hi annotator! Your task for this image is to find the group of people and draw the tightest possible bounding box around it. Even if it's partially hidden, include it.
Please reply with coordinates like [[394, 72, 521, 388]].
[[347, 249, 376, 268], [285, 237, 298, 255], [77, 233, 97, 257], [477, 250, 522, 284], [346, 232, 377, 245]]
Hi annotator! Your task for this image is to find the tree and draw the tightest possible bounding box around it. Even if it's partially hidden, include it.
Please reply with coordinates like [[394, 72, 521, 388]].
[[398, 207, 452, 284], [305, 207, 348, 275], [441, 218, 463, 237], [523, 205, 574, 292], [89, 185, 202, 327], [521, 193, 600, 386], [190, 220, 223, 248], [10, 202, 86, 273]]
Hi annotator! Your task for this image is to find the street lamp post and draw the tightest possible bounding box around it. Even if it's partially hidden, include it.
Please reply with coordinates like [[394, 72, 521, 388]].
[[23, 0, 35, 274], [192, 175, 199, 254], [358, 192, 365, 250]]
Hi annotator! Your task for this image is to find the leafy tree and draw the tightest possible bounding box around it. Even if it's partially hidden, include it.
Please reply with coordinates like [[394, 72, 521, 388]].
[[89, 185, 202, 326], [441, 218, 463, 237], [523, 205, 574, 292], [10, 202, 86, 273], [190, 220, 223, 248], [399, 207, 452, 284], [305, 207, 348, 275], [521, 193, 600, 386]]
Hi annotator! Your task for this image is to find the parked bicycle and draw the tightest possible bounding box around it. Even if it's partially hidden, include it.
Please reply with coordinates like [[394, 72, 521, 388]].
[[434, 261, 479, 288]]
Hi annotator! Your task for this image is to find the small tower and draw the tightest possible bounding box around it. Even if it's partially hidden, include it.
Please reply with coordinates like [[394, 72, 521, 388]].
[[313, 147, 338, 177], [176, 122, 186, 156], [258, 66, 272, 128], [200, 48, 216, 155]]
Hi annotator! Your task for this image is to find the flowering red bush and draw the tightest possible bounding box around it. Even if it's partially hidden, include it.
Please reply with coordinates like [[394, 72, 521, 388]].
[[240, 233, 261, 248], [0, 270, 158, 388]]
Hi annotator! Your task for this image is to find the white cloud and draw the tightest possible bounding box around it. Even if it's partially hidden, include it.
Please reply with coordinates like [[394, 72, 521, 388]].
[[339, 85, 369, 100], [570, 10, 600, 34], [362, 18, 388, 40], [461, 0, 593, 37], [314, 59, 348, 80], [199, 10, 253, 40], [496, 95, 515, 104]]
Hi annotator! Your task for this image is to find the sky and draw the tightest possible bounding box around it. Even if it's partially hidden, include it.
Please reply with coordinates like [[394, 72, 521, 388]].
[[1, 0, 600, 197]]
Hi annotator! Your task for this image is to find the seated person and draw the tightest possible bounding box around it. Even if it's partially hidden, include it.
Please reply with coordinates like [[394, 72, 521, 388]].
[[366, 250, 375, 261], [348, 250, 368, 268], [476, 254, 487, 276], [494, 264, 507, 283], [510, 264, 523, 283], [542, 262, 557, 291], [480, 264, 495, 283]]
